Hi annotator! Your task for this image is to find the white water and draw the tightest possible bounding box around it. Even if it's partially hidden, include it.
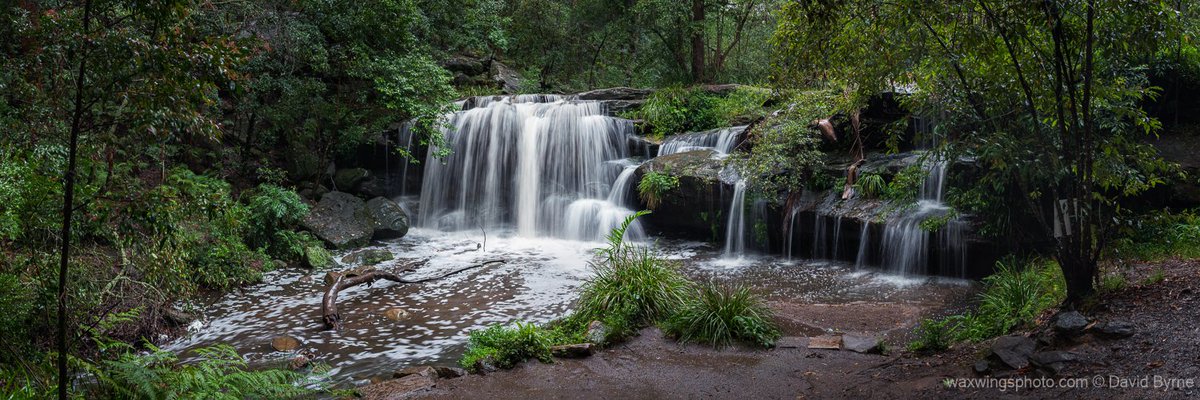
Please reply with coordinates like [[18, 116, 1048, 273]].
[[657, 126, 746, 156], [418, 96, 643, 241], [722, 180, 748, 258], [878, 158, 967, 276]]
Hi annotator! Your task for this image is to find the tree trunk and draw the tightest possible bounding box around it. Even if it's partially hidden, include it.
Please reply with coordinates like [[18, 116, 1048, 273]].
[[690, 0, 706, 82], [1058, 254, 1096, 306], [59, 1, 92, 398]]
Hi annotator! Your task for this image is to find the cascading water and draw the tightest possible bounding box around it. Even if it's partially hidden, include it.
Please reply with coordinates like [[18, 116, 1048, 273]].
[[658, 126, 746, 156], [878, 158, 967, 275], [722, 179, 748, 257], [418, 96, 643, 241]]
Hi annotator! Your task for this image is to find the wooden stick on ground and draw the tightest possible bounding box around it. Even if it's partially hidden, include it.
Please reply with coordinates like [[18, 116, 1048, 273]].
[[321, 259, 505, 330]]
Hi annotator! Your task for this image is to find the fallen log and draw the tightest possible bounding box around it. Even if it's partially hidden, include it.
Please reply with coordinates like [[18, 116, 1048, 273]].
[[322, 259, 505, 330]]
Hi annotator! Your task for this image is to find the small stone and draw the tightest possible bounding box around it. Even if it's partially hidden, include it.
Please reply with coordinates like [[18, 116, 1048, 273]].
[[807, 335, 842, 350], [974, 360, 991, 374], [341, 248, 394, 266], [288, 355, 310, 370], [1090, 321, 1135, 338], [433, 366, 467, 379], [585, 320, 610, 344], [384, 308, 412, 322], [841, 334, 881, 354], [324, 271, 343, 285], [272, 259, 288, 270], [473, 358, 498, 374], [1052, 311, 1089, 335], [550, 343, 594, 358], [990, 335, 1036, 370], [270, 335, 302, 352], [393, 365, 437, 379]]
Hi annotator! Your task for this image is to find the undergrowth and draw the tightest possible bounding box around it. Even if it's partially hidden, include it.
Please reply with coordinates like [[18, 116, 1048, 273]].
[[908, 259, 1065, 352], [664, 281, 780, 348]]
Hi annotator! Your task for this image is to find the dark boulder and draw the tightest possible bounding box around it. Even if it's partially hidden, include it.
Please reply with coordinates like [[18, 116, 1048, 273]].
[[1052, 311, 1089, 336], [442, 55, 488, 76], [356, 374, 436, 400], [490, 61, 522, 94], [366, 197, 410, 239], [341, 248, 395, 266], [334, 168, 370, 193], [634, 149, 730, 239], [990, 335, 1036, 369], [1090, 321, 1136, 338], [302, 192, 374, 249]]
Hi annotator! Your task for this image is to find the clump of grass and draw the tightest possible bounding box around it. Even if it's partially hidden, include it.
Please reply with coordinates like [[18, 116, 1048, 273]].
[[1099, 272, 1127, 293], [854, 173, 886, 198], [1142, 268, 1166, 285], [638, 171, 680, 210], [665, 281, 779, 348], [459, 322, 557, 370], [566, 211, 690, 339], [908, 259, 1065, 351]]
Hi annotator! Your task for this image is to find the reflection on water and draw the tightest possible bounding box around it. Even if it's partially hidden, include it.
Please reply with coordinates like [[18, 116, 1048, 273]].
[[167, 228, 974, 384]]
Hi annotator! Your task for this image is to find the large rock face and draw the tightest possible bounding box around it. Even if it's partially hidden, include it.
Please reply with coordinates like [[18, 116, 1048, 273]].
[[634, 149, 731, 239], [366, 197, 410, 239], [302, 192, 374, 249]]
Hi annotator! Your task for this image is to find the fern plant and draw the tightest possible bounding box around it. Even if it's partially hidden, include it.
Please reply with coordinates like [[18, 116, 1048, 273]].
[[94, 344, 319, 399]]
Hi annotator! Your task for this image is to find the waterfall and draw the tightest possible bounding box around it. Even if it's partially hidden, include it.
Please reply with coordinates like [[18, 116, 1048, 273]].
[[722, 180, 748, 258], [811, 214, 827, 259], [855, 222, 871, 268], [418, 96, 643, 241], [397, 123, 417, 197], [877, 158, 967, 276], [658, 126, 746, 156], [784, 208, 799, 260]]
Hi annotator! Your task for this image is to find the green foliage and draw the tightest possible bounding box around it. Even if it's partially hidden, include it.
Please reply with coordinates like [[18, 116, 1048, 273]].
[[1098, 272, 1127, 293], [0, 273, 33, 349], [244, 184, 317, 263], [1111, 209, 1200, 260], [137, 168, 269, 292], [919, 209, 960, 232], [884, 165, 926, 205], [907, 316, 963, 352], [569, 211, 689, 339], [729, 90, 832, 198], [908, 259, 1066, 351], [712, 86, 773, 123], [854, 173, 886, 199], [664, 282, 780, 348], [459, 323, 557, 370], [638, 171, 680, 210], [93, 344, 318, 399], [627, 87, 722, 138]]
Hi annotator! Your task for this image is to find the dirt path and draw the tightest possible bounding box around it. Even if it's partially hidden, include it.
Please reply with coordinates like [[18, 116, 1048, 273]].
[[383, 260, 1199, 400]]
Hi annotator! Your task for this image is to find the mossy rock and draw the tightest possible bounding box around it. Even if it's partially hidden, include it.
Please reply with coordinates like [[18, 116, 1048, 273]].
[[303, 245, 334, 269]]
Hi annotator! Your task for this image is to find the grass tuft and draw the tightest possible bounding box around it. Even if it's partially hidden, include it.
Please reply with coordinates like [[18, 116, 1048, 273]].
[[665, 281, 780, 348]]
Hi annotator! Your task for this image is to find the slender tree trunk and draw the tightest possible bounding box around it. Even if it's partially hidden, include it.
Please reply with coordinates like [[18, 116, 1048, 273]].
[[60, 1, 93, 398], [690, 0, 706, 83]]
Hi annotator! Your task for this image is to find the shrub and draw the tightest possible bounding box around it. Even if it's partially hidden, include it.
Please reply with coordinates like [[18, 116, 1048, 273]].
[[459, 323, 556, 370], [567, 211, 689, 338], [625, 86, 721, 138], [637, 171, 679, 210], [0, 273, 33, 355], [884, 164, 926, 204], [245, 184, 310, 255], [664, 281, 780, 348], [907, 259, 1065, 350], [93, 344, 318, 399], [712, 86, 772, 123], [1111, 209, 1200, 260]]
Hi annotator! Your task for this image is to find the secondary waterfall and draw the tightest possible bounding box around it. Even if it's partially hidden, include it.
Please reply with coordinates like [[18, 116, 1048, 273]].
[[878, 158, 968, 276], [658, 126, 746, 156], [418, 96, 643, 241], [722, 179, 748, 257]]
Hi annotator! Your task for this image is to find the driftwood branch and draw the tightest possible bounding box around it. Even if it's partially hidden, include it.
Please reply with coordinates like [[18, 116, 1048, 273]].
[[321, 259, 505, 330]]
